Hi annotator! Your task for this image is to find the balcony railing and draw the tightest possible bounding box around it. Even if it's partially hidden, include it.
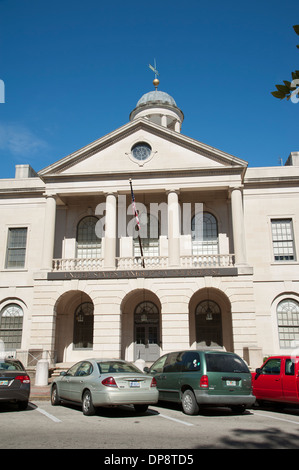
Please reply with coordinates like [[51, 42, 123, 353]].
[[52, 254, 235, 272]]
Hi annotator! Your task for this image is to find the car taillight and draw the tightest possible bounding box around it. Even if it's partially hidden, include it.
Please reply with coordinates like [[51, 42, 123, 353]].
[[102, 377, 118, 388], [15, 375, 30, 384], [150, 377, 157, 387], [200, 375, 209, 388]]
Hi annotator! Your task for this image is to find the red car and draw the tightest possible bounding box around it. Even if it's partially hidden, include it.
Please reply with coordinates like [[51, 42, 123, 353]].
[[252, 355, 299, 406]]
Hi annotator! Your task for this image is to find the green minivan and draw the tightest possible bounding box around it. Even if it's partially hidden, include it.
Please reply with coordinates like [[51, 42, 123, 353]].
[[145, 350, 255, 415]]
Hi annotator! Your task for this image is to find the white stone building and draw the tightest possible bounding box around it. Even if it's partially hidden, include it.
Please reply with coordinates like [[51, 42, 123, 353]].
[[0, 80, 298, 369]]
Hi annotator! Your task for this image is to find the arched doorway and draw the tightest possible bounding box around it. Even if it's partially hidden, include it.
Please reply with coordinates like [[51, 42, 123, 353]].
[[54, 290, 94, 363], [195, 300, 223, 348], [134, 301, 160, 362], [189, 288, 233, 351], [121, 289, 161, 363]]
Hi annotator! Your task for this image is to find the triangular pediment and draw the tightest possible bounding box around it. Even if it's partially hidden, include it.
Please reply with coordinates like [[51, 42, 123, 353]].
[[38, 119, 247, 179]]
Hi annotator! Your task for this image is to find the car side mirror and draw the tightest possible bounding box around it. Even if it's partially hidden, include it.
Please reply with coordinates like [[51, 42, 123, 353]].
[[143, 367, 149, 373], [255, 368, 262, 378], [60, 371, 67, 376]]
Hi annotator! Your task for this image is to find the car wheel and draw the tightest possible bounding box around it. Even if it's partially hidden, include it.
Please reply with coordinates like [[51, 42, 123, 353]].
[[82, 390, 96, 416], [134, 404, 148, 413], [230, 405, 246, 414], [51, 385, 60, 406], [17, 400, 28, 411], [182, 389, 199, 415]]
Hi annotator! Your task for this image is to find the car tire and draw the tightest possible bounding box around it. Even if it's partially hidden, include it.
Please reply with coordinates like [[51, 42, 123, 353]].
[[182, 389, 199, 415], [82, 390, 96, 416], [51, 385, 60, 406], [134, 404, 148, 413], [230, 405, 246, 414], [17, 400, 28, 411]]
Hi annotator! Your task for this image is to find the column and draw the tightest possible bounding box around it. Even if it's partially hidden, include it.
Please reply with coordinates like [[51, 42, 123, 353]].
[[161, 114, 167, 127], [230, 187, 247, 265], [104, 192, 117, 268], [167, 189, 180, 266], [42, 194, 57, 270], [174, 120, 181, 132]]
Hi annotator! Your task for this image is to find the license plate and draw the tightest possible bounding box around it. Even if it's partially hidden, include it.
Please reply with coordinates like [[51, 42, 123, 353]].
[[130, 381, 140, 388], [226, 380, 236, 386], [0, 380, 8, 386]]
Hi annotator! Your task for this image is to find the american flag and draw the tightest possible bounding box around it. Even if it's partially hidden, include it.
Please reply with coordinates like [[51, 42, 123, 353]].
[[129, 179, 141, 231], [129, 179, 145, 267]]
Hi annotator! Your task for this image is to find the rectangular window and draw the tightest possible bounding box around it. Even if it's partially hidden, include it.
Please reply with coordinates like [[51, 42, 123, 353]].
[[271, 219, 296, 261], [5, 228, 28, 269]]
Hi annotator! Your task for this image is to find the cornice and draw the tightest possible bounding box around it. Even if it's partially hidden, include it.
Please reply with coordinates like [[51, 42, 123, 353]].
[[38, 118, 248, 180]]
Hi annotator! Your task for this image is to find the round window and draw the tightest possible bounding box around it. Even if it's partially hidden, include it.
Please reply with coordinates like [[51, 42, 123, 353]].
[[131, 142, 152, 161]]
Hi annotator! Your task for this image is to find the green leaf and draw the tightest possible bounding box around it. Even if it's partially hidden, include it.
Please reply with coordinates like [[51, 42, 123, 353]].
[[293, 25, 299, 35], [271, 90, 286, 99], [276, 84, 289, 94]]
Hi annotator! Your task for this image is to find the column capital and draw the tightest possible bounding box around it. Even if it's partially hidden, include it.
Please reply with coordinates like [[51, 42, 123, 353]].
[[166, 188, 180, 196]]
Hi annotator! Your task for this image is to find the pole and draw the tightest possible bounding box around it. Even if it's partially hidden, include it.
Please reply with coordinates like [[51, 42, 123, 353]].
[[129, 179, 145, 268]]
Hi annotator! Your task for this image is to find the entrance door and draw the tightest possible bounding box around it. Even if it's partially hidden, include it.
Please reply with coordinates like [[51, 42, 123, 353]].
[[195, 300, 223, 348], [134, 301, 160, 362]]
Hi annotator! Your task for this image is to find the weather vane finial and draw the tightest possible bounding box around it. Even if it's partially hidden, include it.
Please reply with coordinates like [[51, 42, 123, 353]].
[[148, 59, 160, 90]]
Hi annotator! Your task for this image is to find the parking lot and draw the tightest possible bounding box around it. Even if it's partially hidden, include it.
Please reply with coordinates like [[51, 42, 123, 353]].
[[1, 399, 299, 450]]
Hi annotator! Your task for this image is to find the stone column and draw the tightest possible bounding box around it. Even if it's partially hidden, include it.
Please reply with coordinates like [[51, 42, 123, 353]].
[[230, 187, 247, 265], [42, 194, 57, 270], [104, 192, 117, 268], [161, 114, 167, 127], [167, 189, 180, 266]]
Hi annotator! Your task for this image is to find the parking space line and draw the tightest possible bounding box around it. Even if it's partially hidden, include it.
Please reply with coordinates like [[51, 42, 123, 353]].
[[253, 411, 299, 426], [149, 410, 193, 427], [29, 404, 61, 423]]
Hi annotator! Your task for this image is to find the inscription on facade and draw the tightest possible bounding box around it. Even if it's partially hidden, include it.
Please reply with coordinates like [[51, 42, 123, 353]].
[[48, 268, 238, 280]]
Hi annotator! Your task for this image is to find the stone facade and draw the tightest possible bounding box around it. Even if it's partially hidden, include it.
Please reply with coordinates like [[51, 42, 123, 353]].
[[0, 85, 298, 370]]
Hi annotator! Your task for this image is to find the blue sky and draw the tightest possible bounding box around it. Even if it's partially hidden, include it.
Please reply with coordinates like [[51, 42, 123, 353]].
[[0, 0, 298, 178]]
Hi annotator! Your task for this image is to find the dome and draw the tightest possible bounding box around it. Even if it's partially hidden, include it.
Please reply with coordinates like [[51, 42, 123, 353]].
[[129, 80, 184, 133], [136, 90, 178, 108]]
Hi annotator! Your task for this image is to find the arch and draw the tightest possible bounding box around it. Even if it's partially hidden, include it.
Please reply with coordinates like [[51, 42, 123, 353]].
[[54, 290, 94, 363], [189, 288, 233, 351], [276, 297, 299, 349], [0, 303, 24, 351], [191, 212, 218, 255], [121, 289, 161, 362], [76, 216, 101, 258], [270, 292, 299, 351]]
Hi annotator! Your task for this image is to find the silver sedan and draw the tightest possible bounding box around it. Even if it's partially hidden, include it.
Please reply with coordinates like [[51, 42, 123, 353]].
[[51, 358, 158, 415]]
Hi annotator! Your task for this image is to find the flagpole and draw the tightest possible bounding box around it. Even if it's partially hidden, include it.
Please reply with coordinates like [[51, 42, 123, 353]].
[[129, 179, 145, 268]]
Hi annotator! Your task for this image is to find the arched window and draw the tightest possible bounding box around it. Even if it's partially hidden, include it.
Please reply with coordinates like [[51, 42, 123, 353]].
[[192, 212, 218, 255], [134, 213, 159, 257], [0, 303, 24, 350], [195, 300, 222, 347], [277, 299, 299, 348], [76, 216, 101, 258], [73, 302, 94, 349]]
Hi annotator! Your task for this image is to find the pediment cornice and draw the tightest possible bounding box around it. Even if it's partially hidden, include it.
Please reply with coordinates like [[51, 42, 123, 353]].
[[38, 118, 248, 180]]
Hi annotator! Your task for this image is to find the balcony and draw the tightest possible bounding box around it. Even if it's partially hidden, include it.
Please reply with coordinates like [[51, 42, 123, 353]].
[[52, 254, 235, 272]]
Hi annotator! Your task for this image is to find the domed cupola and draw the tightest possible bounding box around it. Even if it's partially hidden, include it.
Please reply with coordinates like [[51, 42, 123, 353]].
[[130, 78, 184, 133]]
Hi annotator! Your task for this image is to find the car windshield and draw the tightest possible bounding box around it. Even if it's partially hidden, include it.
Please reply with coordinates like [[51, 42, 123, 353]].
[[206, 353, 249, 373], [0, 360, 24, 371], [97, 361, 142, 374]]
